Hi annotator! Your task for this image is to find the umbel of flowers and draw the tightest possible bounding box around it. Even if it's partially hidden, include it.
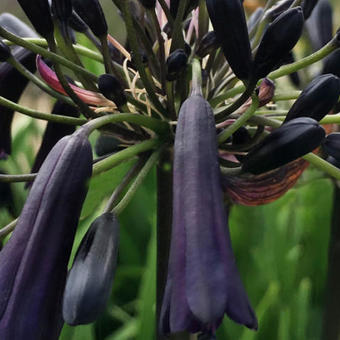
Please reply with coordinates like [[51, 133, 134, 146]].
[[0, 0, 339, 339]]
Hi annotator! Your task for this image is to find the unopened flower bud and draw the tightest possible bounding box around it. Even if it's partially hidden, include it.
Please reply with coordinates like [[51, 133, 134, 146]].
[[322, 133, 340, 160], [98, 74, 127, 107], [284, 74, 340, 122], [166, 49, 188, 81], [252, 7, 304, 81], [242, 117, 325, 174]]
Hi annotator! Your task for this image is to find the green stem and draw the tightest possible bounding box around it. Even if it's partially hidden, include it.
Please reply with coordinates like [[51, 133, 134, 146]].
[[303, 153, 340, 180], [99, 34, 114, 75], [113, 148, 161, 215], [0, 96, 86, 124], [273, 91, 301, 101], [0, 219, 17, 239], [54, 22, 97, 90], [93, 138, 162, 176], [211, 40, 339, 107], [0, 26, 98, 82], [8, 56, 75, 106], [170, 0, 188, 51], [215, 81, 258, 123], [82, 113, 170, 135], [103, 157, 145, 213], [158, 0, 175, 27], [191, 58, 202, 95], [218, 94, 259, 143], [48, 38, 95, 118], [0, 173, 36, 183]]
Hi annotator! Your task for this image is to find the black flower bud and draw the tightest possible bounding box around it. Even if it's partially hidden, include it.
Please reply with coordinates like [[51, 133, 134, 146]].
[[252, 7, 304, 81], [72, 0, 108, 37], [195, 31, 219, 58], [302, 0, 319, 19], [51, 0, 72, 38], [63, 212, 119, 325], [207, 0, 252, 81], [322, 133, 340, 160], [17, 0, 54, 39], [266, 0, 294, 21], [170, 0, 199, 19], [284, 74, 340, 122], [242, 117, 325, 174], [322, 50, 340, 78], [68, 11, 88, 33], [166, 49, 188, 81], [98, 74, 127, 107]]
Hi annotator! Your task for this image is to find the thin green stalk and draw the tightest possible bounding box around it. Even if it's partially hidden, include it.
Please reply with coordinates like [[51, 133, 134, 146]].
[[158, 0, 175, 27], [120, 0, 166, 116], [5, 37, 104, 63], [150, 9, 167, 93], [273, 91, 301, 101], [99, 34, 114, 75], [0, 173, 36, 183], [215, 80, 257, 122], [0, 26, 98, 82], [82, 113, 170, 135], [0, 96, 86, 125], [303, 153, 340, 180], [93, 138, 162, 176], [113, 149, 161, 215], [251, 15, 269, 51], [191, 58, 202, 95], [218, 94, 259, 143], [170, 0, 188, 51], [211, 40, 339, 107], [48, 38, 95, 118], [8, 56, 75, 106], [103, 157, 146, 213], [0, 218, 17, 239], [54, 23, 97, 91]]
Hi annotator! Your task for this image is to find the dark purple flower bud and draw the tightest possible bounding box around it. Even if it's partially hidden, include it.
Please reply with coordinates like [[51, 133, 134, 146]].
[[302, 0, 319, 19], [98, 74, 127, 107], [69, 11, 88, 33], [0, 48, 36, 158], [206, 0, 253, 81], [242, 117, 325, 174], [195, 31, 219, 58], [284, 74, 340, 122], [247, 7, 264, 32], [29, 100, 79, 175], [252, 7, 304, 81], [322, 50, 340, 78], [322, 133, 340, 160], [72, 0, 108, 37], [63, 212, 119, 325], [160, 93, 257, 335], [0, 129, 92, 339], [266, 0, 294, 21], [17, 0, 54, 39], [166, 49, 188, 81], [138, 0, 156, 9]]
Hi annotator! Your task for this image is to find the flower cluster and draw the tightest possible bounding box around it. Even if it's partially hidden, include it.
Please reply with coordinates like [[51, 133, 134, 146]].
[[0, 0, 339, 339]]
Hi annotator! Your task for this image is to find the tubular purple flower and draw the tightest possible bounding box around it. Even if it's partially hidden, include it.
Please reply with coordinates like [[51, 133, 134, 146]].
[[159, 93, 257, 335], [0, 128, 92, 339]]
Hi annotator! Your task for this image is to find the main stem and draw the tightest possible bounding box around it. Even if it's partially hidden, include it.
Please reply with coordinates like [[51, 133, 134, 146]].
[[322, 182, 340, 340]]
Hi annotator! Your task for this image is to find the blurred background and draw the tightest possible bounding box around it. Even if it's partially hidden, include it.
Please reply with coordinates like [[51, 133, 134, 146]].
[[0, 0, 339, 339]]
